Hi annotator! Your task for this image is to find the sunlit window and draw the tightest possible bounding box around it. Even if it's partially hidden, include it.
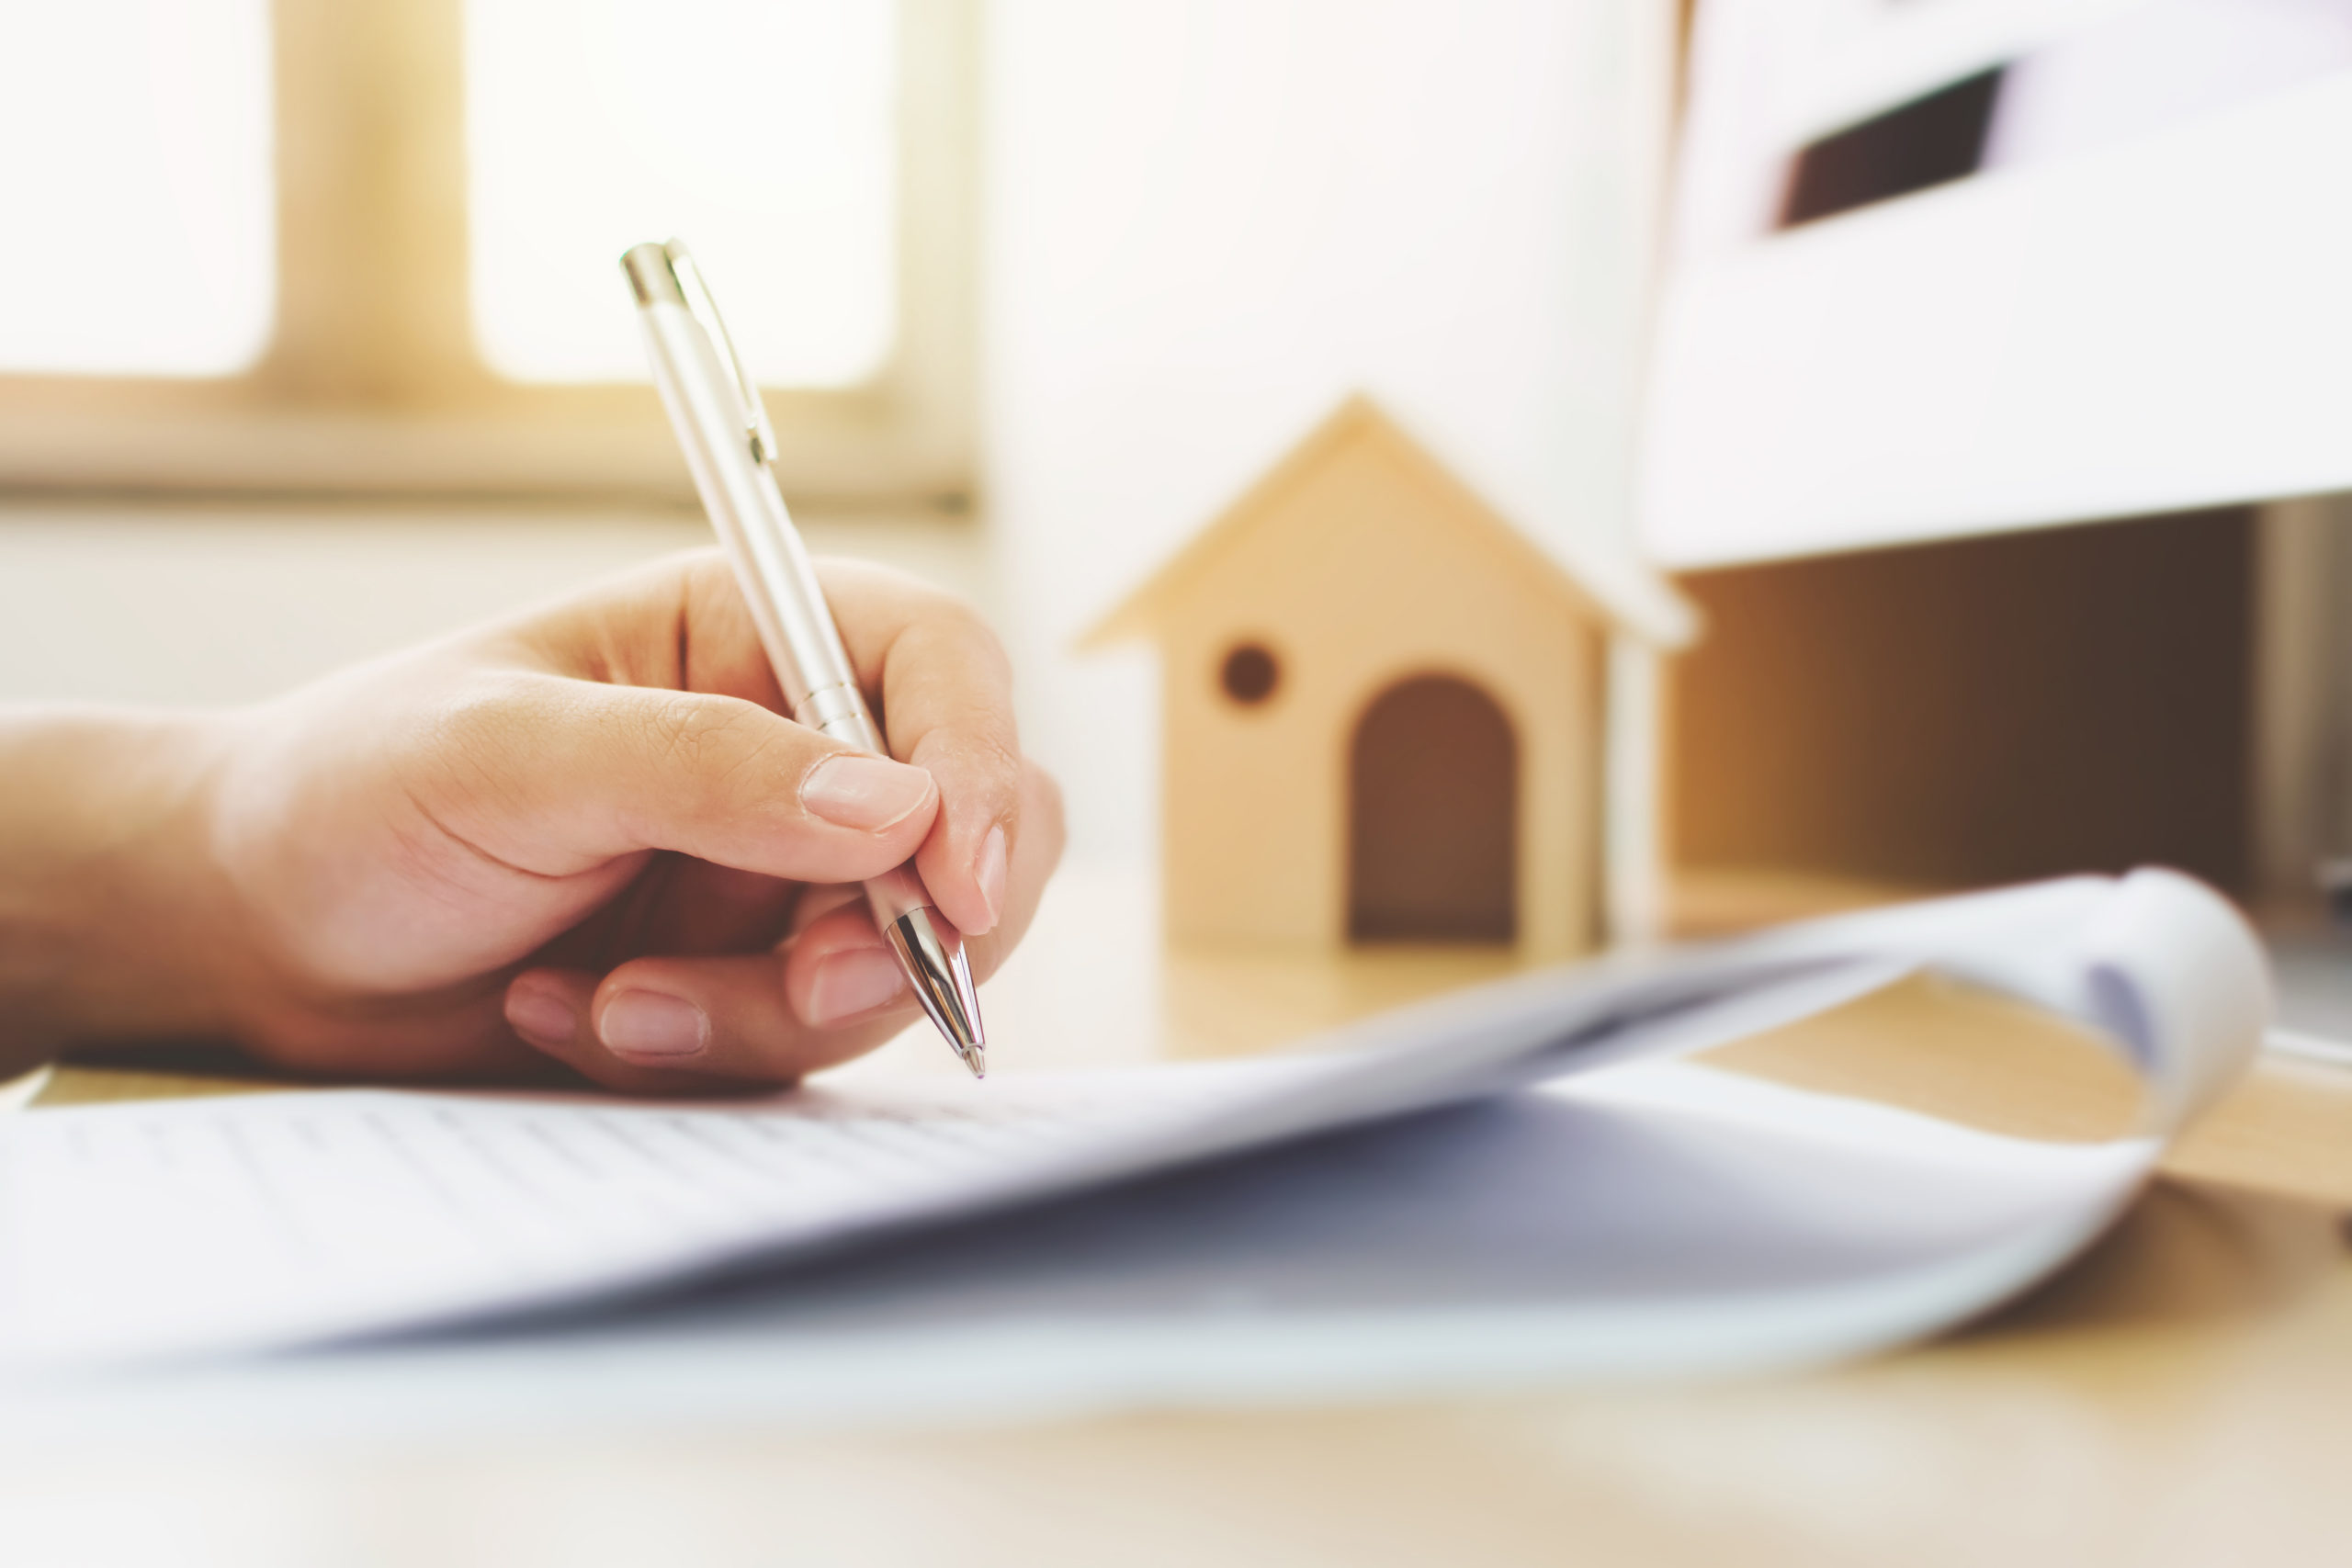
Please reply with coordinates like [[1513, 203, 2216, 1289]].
[[0, 0, 275, 377], [465, 0, 899, 388], [0, 0, 963, 498]]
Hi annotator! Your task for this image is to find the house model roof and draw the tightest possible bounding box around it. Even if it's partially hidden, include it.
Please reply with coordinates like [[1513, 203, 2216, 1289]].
[[1080, 396, 1698, 651]]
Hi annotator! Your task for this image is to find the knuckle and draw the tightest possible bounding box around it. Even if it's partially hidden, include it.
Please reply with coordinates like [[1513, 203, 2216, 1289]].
[[917, 727, 1024, 807], [639, 691, 732, 765], [639, 690, 718, 765], [891, 581, 1012, 676], [636, 693, 787, 807], [941, 600, 1015, 679], [419, 673, 545, 800], [967, 727, 1025, 785]]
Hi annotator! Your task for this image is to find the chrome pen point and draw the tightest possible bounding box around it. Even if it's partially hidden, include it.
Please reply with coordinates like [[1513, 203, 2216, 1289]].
[[884, 908, 986, 1079]]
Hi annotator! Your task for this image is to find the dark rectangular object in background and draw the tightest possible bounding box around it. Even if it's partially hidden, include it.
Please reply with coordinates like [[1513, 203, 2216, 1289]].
[[1779, 69, 2004, 229], [1672, 508, 2255, 892]]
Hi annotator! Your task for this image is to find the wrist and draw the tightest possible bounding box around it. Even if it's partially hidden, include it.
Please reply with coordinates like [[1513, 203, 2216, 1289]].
[[0, 706, 246, 1065]]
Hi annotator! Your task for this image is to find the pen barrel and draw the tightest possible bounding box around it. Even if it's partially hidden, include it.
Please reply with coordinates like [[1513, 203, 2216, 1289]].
[[636, 301, 868, 732], [637, 297, 954, 941], [631, 244, 981, 1068]]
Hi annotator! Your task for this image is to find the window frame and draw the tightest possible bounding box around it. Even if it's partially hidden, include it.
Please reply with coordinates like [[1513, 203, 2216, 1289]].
[[0, 0, 977, 510]]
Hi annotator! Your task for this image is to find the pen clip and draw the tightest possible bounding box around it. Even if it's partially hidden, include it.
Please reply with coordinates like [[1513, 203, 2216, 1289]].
[[662, 239, 779, 466]]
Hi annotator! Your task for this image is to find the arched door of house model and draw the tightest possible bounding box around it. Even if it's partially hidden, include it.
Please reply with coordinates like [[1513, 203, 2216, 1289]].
[[1348, 674, 1517, 943]]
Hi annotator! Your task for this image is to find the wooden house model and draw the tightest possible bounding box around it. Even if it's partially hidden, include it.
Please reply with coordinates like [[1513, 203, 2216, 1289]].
[[1084, 397, 1696, 961]]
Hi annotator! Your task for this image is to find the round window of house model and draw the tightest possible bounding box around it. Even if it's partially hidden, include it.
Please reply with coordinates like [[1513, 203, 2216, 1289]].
[[1218, 642, 1280, 705]]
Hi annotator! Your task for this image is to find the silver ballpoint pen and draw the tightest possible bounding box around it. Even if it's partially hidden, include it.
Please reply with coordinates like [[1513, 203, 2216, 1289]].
[[622, 239, 985, 1077]]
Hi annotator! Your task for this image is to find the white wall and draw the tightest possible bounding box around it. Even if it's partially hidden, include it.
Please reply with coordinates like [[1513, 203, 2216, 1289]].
[[980, 0, 1679, 862]]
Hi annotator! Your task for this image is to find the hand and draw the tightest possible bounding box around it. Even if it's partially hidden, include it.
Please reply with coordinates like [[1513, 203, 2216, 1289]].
[[17, 551, 1062, 1092]]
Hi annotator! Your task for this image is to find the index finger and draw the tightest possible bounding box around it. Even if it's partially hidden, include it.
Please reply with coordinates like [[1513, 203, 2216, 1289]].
[[817, 558, 1021, 937]]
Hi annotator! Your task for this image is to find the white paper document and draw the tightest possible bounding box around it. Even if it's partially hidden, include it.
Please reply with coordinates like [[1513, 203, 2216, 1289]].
[[0, 869, 2270, 1409]]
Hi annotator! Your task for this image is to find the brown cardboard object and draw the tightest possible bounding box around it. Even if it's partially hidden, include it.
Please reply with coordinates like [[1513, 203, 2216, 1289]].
[[1084, 397, 1694, 960]]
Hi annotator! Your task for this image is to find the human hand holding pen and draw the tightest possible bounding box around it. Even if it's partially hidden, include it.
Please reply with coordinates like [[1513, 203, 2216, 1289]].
[[0, 549, 1063, 1092]]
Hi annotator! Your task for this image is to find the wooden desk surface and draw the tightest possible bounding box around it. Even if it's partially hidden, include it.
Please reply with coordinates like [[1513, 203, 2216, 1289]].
[[10, 866, 2352, 1568]]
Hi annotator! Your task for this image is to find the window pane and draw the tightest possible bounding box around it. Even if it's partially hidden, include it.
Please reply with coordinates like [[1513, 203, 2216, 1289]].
[[0, 0, 275, 377], [466, 0, 898, 387]]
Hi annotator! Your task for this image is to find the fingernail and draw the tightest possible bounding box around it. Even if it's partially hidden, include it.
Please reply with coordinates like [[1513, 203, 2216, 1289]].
[[599, 990, 709, 1059], [801, 754, 935, 831], [972, 824, 1008, 933], [505, 979, 576, 1046], [805, 946, 910, 1025]]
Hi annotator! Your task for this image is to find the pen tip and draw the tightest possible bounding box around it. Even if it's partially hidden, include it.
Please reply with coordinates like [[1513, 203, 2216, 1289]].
[[884, 907, 988, 1078]]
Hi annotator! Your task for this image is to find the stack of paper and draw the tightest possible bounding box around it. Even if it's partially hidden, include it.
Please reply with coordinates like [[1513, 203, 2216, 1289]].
[[0, 870, 2267, 1429]]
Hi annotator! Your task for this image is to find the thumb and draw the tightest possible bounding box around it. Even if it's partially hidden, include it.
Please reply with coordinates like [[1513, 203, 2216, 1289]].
[[421, 674, 939, 883]]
